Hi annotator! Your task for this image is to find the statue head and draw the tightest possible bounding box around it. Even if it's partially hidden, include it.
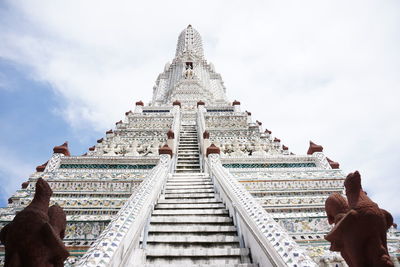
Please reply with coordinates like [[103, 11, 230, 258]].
[[325, 193, 349, 224], [344, 171, 362, 193], [34, 178, 53, 201], [344, 171, 362, 207]]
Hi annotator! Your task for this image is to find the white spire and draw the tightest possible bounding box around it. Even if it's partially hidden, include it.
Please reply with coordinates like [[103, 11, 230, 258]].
[[175, 25, 204, 59]]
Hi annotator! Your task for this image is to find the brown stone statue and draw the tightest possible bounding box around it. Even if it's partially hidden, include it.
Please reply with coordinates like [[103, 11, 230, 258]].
[[325, 171, 394, 267], [0, 178, 69, 267]]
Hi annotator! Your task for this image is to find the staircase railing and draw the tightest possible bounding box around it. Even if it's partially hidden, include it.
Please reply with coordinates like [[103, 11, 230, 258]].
[[74, 155, 172, 267], [170, 106, 181, 172], [196, 107, 206, 172], [171, 105, 181, 154], [206, 154, 317, 267]]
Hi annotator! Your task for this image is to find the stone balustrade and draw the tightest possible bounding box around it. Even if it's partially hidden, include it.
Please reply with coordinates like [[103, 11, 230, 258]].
[[73, 155, 171, 267], [207, 153, 317, 267]]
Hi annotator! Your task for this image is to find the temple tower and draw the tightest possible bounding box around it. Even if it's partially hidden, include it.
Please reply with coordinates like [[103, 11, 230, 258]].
[[0, 25, 398, 266]]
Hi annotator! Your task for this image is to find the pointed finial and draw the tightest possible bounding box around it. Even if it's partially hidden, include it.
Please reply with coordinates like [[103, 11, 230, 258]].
[[307, 141, 323, 155]]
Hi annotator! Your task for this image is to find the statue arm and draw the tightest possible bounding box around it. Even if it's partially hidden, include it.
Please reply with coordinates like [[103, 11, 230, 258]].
[[41, 222, 70, 262], [381, 209, 394, 230], [325, 210, 358, 243], [0, 223, 9, 245]]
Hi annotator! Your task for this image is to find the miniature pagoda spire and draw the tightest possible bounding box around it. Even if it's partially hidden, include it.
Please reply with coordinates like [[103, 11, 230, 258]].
[[175, 24, 204, 59]]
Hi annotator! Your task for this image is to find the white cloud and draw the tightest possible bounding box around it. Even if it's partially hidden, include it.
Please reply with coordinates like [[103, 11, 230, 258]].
[[0, 0, 399, 219]]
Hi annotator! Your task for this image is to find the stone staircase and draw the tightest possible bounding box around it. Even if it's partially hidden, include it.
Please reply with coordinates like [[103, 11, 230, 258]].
[[143, 124, 255, 266], [175, 124, 201, 173]]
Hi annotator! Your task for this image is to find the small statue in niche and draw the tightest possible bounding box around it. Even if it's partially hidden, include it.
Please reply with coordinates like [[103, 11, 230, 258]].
[[0, 178, 69, 267], [184, 64, 194, 79], [324, 171, 394, 267]]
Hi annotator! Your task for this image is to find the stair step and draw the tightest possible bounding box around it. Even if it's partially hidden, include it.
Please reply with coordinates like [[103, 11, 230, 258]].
[[170, 175, 209, 179], [166, 185, 213, 190], [175, 169, 200, 173], [146, 248, 249, 257], [176, 166, 201, 169], [168, 177, 210, 181], [156, 203, 225, 209], [152, 209, 228, 215], [148, 225, 237, 233], [171, 173, 209, 177], [167, 179, 211, 183], [165, 189, 214, 194], [166, 183, 213, 187], [176, 164, 200, 171], [145, 260, 251, 266], [150, 216, 232, 224], [147, 233, 239, 243], [175, 172, 201, 173], [144, 264, 256, 267], [175, 166, 201, 169], [164, 193, 215, 199], [179, 143, 199, 145], [157, 198, 218, 204], [146, 242, 241, 250]]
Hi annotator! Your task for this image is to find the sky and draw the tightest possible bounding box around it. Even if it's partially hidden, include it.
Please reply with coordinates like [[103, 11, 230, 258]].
[[0, 1, 399, 222]]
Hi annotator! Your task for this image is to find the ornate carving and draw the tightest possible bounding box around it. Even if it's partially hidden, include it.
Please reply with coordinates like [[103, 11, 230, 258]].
[[21, 181, 29, 189], [206, 144, 220, 157], [307, 141, 323, 155], [36, 161, 48, 172], [172, 100, 181, 107], [53, 142, 71, 156], [159, 144, 173, 156], [325, 171, 394, 266], [167, 129, 174, 139], [45, 153, 62, 172], [326, 157, 340, 169], [197, 100, 205, 107]]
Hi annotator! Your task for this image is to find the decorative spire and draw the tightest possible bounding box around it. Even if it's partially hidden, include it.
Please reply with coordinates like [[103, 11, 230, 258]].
[[167, 129, 175, 139], [53, 142, 71, 157], [159, 144, 173, 157], [327, 157, 340, 169], [307, 141, 323, 155], [206, 144, 220, 157], [175, 25, 204, 59]]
